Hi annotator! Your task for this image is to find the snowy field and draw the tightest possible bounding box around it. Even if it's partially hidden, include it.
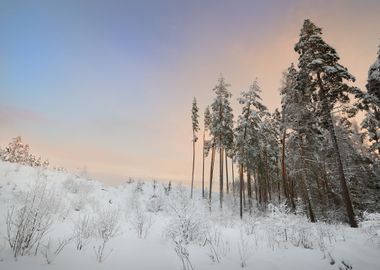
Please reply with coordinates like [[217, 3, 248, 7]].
[[0, 161, 379, 270]]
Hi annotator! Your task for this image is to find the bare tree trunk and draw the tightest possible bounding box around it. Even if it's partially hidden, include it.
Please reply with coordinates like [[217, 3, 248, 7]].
[[209, 145, 215, 205], [231, 158, 235, 196], [281, 129, 289, 203], [254, 170, 258, 202], [219, 147, 224, 209], [243, 178, 246, 209], [329, 120, 358, 227], [225, 152, 229, 194], [239, 164, 244, 219], [191, 132, 196, 199], [289, 176, 296, 210], [247, 170, 252, 213], [299, 135, 316, 223], [201, 130, 206, 199]]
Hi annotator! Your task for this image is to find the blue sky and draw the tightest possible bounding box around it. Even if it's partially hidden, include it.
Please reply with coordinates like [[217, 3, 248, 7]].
[[1, 0, 379, 184]]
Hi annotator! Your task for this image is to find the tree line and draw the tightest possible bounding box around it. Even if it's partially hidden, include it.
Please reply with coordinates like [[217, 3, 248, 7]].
[[190, 19, 380, 228]]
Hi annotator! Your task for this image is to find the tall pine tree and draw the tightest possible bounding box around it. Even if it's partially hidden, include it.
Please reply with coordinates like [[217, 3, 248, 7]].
[[294, 19, 359, 227], [361, 44, 380, 156], [210, 77, 234, 209], [191, 97, 200, 198], [234, 80, 268, 218]]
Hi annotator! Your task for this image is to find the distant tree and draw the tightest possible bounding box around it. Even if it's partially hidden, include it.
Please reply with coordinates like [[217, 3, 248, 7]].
[[3, 136, 29, 164], [1, 136, 49, 167], [294, 19, 360, 227], [209, 77, 234, 209], [191, 97, 200, 198]]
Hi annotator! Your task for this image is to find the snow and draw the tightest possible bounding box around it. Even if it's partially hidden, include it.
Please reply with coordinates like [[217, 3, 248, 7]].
[[369, 58, 380, 81], [0, 161, 379, 270]]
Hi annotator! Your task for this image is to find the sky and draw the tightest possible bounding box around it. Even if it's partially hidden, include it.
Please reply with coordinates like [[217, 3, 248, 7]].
[[0, 0, 379, 185]]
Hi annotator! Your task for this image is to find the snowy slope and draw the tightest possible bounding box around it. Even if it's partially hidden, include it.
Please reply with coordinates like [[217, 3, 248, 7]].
[[0, 161, 379, 270]]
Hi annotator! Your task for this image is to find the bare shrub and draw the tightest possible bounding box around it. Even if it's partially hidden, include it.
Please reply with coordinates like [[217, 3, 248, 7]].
[[130, 202, 153, 239], [174, 238, 194, 270], [204, 227, 230, 263], [41, 236, 72, 264], [165, 185, 206, 245], [73, 215, 93, 250], [93, 207, 119, 263], [237, 230, 252, 268], [6, 180, 56, 258], [360, 212, 380, 247]]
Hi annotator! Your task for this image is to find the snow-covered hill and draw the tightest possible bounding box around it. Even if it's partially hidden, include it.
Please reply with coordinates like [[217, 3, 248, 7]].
[[0, 161, 379, 270]]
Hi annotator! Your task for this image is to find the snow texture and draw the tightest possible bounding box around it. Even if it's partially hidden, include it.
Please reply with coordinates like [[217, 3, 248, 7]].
[[0, 161, 379, 270]]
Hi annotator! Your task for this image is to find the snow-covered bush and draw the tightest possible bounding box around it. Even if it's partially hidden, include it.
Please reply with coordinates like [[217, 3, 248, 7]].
[[237, 230, 253, 268], [165, 185, 207, 245], [93, 206, 120, 263], [41, 236, 72, 264], [0, 136, 48, 167], [173, 237, 194, 270], [6, 180, 57, 258], [134, 181, 144, 193], [130, 196, 153, 239], [204, 226, 230, 263], [264, 203, 291, 249], [146, 193, 165, 213], [360, 212, 380, 247], [64, 178, 94, 211], [73, 215, 93, 250]]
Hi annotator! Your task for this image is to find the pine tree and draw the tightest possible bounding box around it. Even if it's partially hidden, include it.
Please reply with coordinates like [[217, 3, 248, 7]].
[[191, 97, 200, 198], [202, 106, 212, 199], [279, 64, 299, 208], [294, 19, 359, 227], [361, 44, 380, 156], [209, 77, 234, 209], [234, 80, 268, 218]]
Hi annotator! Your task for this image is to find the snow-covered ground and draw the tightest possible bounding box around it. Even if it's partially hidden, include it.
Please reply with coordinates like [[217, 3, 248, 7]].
[[0, 161, 379, 270]]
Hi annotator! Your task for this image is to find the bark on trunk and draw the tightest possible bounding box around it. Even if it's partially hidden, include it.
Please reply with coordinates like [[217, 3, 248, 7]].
[[225, 152, 229, 194], [191, 132, 195, 199], [247, 170, 252, 213], [329, 121, 358, 227], [209, 145, 215, 205], [219, 147, 224, 209], [239, 164, 244, 219], [281, 129, 289, 202], [231, 158, 235, 196], [201, 130, 206, 199], [299, 135, 316, 222]]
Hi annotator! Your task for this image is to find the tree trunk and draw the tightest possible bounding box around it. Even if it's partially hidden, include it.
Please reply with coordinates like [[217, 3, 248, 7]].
[[201, 130, 206, 199], [317, 73, 357, 228], [329, 120, 358, 227], [209, 145, 215, 205], [299, 135, 316, 222], [219, 147, 224, 209], [247, 170, 252, 213], [191, 132, 195, 199], [231, 158, 235, 196], [225, 152, 229, 194], [239, 164, 244, 219], [254, 170, 258, 202], [281, 129, 289, 202]]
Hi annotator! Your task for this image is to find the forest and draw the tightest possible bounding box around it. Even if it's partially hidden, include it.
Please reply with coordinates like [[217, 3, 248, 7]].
[[189, 19, 380, 227]]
